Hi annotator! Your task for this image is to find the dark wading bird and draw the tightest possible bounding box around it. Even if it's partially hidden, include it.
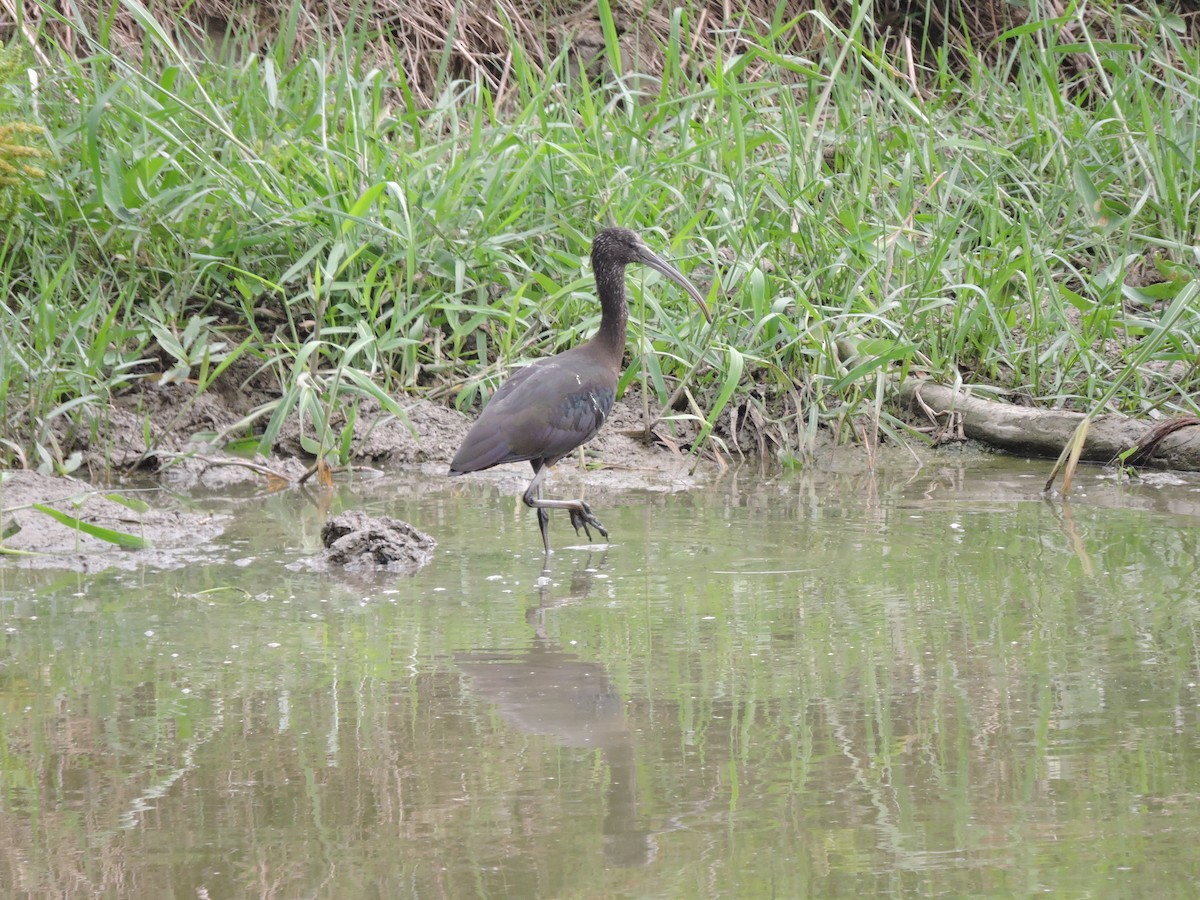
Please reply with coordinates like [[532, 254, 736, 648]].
[[449, 228, 711, 556]]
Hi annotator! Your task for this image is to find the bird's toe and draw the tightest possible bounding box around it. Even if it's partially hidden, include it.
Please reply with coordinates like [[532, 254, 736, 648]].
[[571, 503, 608, 542]]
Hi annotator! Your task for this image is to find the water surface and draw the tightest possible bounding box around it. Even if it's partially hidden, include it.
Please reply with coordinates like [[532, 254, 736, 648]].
[[2, 458, 1200, 897]]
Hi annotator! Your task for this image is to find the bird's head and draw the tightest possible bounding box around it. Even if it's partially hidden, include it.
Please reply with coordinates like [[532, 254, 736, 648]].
[[590, 227, 650, 267], [591, 227, 712, 321]]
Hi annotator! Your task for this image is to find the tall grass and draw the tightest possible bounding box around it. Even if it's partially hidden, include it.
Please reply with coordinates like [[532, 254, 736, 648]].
[[0, 0, 1197, 472]]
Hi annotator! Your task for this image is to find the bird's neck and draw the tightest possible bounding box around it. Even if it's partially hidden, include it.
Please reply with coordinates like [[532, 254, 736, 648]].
[[591, 262, 629, 362]]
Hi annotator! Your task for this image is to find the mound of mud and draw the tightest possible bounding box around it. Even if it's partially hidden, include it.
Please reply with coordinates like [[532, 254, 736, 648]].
[[304, 509, 437, 575]]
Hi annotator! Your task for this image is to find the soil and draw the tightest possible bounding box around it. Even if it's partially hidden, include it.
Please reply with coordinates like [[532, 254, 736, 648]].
[[0, 469, 228, 571], [75, 356, 708, 485], [11, 365, 1194, 573], [5, 368, 718, 572]]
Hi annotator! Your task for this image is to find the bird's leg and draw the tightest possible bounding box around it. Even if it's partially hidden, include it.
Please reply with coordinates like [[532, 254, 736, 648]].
[[528, 462, 553, 557], [536, 498, 551, 558], [523, 463, 609, 549]]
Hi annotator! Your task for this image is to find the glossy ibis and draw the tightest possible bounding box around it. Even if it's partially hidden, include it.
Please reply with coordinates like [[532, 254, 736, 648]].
[[449, 228, 711, 556]]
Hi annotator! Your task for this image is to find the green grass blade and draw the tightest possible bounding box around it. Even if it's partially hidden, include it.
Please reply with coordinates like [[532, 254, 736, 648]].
[[31, 503, 149, 550]]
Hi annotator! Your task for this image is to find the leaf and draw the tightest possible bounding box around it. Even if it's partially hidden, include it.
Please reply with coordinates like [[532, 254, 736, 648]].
[[997, 15, 1071, 41], [31, 503, 148, 550], [1057, 283, 1091, 313], [596, 0, 623, 78], [279, 240, 329, 286], [693, 345, 745, 453], [224, 436, 261, 457], [103, 493, 151, 514], [830, 343, 914, 392], [342, 182, 387, 232], [263, 57, 279, 109], [1071, 161, 1111, 229], [337, 368, 416, 435]]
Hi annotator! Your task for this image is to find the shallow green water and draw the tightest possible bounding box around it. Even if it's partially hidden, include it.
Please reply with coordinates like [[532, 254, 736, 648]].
[[3, 458, 1200, 898]]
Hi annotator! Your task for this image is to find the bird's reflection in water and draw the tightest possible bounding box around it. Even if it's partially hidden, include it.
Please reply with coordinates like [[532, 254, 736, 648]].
[[456, 553, 654, 867]]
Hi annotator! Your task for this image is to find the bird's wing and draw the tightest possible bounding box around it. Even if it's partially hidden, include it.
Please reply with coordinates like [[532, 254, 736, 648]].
[[448, 364, 544, 473], [485, 362, 541, 407], [504, 367, 614, 465], [449, 357, 615, 473]]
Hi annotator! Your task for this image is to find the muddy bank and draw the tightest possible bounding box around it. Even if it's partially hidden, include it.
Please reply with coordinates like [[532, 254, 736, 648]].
[[899, 380, 1200, 474], [76, 364, 713, 492], [0, 470, 228, 571], [5, 370, 717, 571]]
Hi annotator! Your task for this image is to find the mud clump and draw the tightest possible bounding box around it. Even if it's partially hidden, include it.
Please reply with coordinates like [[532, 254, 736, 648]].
[[309, 510, 437, 575]]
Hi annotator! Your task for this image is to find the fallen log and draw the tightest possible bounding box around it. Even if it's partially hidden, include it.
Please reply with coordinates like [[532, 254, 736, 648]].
[[898, 380, 1200, 472]]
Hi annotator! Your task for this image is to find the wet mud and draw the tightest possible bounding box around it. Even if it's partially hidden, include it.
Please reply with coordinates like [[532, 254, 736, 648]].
[[300, 509, 437, 575], [0, 470, 228, 571], [7, 369, 716, 572]]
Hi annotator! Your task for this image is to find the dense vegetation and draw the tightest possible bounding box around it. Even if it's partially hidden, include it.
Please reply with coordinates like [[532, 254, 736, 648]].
[[0, 0, 1197, 473]]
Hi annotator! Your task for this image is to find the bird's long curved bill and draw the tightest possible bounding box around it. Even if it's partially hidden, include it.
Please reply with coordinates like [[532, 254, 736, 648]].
[[637, 247, 713, 322]]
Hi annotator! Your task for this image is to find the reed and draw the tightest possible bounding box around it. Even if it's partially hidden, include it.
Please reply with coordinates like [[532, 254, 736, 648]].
[[0, 1, 1196, 470]]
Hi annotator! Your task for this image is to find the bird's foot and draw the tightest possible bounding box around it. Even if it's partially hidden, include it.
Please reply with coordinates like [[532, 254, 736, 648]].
[[569, 503, 608, 543]]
